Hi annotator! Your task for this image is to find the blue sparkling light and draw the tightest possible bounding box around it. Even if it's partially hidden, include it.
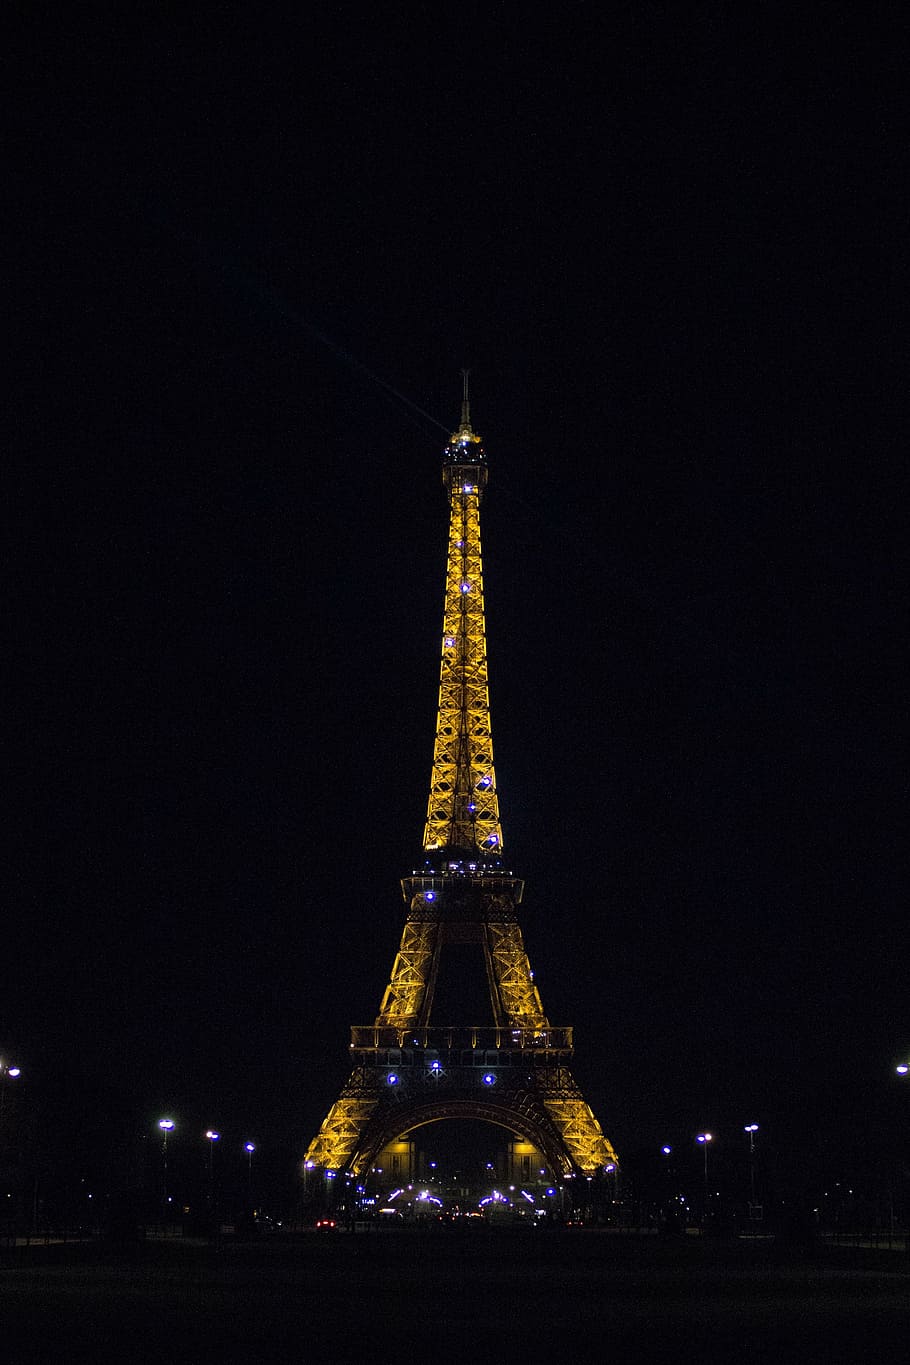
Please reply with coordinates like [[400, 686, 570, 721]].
[[387, 1074, 399, 1086], [425, 891, 436, 902], [482, 1073, 496, 1086]]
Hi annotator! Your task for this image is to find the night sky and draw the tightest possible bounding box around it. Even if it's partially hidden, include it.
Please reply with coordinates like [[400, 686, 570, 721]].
[[8, 8, 906, 1197]]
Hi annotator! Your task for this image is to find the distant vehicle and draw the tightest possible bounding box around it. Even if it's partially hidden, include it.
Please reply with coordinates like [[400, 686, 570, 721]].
[[315, 1218, 338, 1232]]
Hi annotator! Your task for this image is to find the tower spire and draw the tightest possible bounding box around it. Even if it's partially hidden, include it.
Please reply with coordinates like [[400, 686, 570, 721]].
[[449, 368, 481, 449], [459, 367, 472, 436]]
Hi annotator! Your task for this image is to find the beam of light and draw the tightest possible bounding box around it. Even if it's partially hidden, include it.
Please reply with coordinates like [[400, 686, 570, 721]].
[[181, 233, 451, 439]]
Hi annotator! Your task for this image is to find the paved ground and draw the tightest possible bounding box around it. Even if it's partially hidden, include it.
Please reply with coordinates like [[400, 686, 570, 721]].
[[2, 1230, 909, 1363]]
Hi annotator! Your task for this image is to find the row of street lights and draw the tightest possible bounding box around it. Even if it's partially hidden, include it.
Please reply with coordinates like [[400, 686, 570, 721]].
[[660, 1124, 758, 1163], [660, 1124, 761, 1224], [157, 1118, 257, 1214], [157, 1118, 256, 1160], [654, 1057, 910, 1216]]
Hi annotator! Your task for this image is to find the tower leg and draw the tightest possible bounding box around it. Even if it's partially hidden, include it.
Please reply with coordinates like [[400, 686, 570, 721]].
[[303, 1068, 380, 1172]]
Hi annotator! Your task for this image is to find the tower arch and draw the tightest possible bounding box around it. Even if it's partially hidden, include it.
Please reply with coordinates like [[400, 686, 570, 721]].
[[349, 1098, 573, 1179]]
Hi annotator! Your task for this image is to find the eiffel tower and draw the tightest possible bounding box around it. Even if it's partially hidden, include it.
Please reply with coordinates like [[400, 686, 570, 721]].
[[304, 377, 618, 1193]]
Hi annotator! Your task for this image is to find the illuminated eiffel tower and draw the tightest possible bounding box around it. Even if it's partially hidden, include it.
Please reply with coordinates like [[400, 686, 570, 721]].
[[304, 377, 618, 1192]]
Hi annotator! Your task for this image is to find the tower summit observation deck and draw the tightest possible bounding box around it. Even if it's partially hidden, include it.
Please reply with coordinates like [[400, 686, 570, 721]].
[[303, 377, 618, 1185]]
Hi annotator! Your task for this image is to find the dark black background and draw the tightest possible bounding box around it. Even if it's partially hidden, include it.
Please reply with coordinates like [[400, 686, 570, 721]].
[[6, 6, 907, 1202]]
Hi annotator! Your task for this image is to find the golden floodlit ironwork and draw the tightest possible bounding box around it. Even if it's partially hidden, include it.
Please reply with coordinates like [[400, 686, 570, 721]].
[[423, 390, 501, 856], [304, 378, 618, 1182]]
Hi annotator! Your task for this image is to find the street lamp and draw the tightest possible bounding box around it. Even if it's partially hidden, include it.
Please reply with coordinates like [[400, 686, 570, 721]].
[[0, 1059, 21, 1116], [158, 1119, 175, 1227], [744, 1124, 759, 1220], [605, 1162, 617, 1209], [696, 1134, 713, 1224], [205, 1129, 220, 1185], [245, 1142, 255, 1200]]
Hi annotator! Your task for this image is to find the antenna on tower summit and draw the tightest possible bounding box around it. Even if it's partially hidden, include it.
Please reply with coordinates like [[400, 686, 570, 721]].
[[450, 368, 479, 448]]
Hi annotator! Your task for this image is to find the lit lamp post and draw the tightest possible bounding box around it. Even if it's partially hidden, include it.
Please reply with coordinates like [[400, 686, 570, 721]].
[[896, 1067, 908, 1237], [604, 1162, 617, 1223], [744, 1124, 759, 1228], [205, 1129, 220, 1172], [158, 1119, 175, 1231], [245, 1143, 255, 1202], [696, 1133, 713, 1227], [660, 1146, 682, 1232], [0, 1059, 21, 1117], [205, 1129, 220, 1204]]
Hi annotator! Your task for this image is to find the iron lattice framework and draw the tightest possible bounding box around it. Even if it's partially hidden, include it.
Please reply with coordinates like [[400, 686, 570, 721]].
[[423, 418, 501, 855], [304, 382, 618, 1181]]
